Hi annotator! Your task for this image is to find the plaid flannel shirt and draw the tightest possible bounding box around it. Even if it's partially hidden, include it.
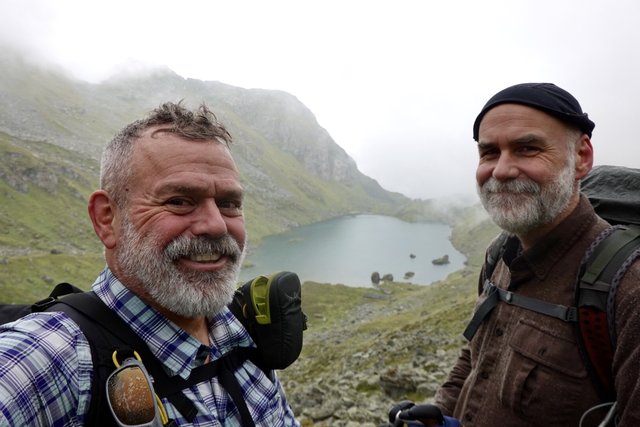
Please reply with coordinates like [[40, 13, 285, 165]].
[[0, 268, 300, 426]]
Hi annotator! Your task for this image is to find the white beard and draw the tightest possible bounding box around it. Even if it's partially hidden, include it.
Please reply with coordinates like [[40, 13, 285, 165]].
[[116, 217, 245, 318], [477, 156, 577, 235]]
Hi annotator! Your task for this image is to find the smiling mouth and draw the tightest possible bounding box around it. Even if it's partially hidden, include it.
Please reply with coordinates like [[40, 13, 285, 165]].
[[187, 253, 222, 262]]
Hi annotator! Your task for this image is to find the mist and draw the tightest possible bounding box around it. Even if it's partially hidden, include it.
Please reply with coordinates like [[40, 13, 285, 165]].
[[1, 0, 639, 201]]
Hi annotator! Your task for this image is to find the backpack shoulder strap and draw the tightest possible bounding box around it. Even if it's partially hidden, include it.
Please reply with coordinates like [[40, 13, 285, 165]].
[[462, 232, 512, 340], [151, 347, 259, 427], [54, 291, 264, 425], [46, 292, 126, 427], [576, 225, 640, 400], [53, 293, 192, 422], [0, 283, 85, 325], [481, 232, 510, 291]]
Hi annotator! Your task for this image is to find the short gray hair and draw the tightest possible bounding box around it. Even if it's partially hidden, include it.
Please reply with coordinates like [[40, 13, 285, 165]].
[[100, 102, 232, 206]]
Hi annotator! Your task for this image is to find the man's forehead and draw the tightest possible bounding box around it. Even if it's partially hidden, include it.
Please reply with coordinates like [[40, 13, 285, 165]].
[[157, 177, 243, 194], [131, 131, 237, 178]]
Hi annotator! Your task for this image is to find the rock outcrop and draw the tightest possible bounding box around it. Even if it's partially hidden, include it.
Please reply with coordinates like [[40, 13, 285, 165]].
[[279, 286, 463, 426]]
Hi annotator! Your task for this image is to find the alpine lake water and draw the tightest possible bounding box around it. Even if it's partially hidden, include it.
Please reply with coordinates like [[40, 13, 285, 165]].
[[239, 214, 466, 287]]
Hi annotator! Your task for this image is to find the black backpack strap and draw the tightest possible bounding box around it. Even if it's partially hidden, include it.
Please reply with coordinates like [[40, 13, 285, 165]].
[[56, 292, 263, 425], [463, 232, 512, 341], [463, 281, 500, 341], [29, 282, 85, 313], [52, 292, 189, 424], [56, 293, 195, 421], [576, 225, 640, 400], [481, 232, 510, 288], [218, 351, 257, 427], [463, 280, 578, 341], [151, 347, 260, 426], [46, 292, 124, 427]]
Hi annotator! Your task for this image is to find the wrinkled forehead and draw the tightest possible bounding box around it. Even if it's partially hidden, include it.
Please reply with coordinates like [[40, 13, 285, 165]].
[[132, 128, 239, 177]]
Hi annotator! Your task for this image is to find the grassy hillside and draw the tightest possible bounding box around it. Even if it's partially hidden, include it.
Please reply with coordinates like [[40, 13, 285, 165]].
[[0, 50, 424, 297], [0, 133, 105, 299]]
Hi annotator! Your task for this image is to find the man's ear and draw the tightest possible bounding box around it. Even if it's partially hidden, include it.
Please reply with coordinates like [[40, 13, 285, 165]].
[[574, 134, 594, 180], [88, 190, 118, 249]]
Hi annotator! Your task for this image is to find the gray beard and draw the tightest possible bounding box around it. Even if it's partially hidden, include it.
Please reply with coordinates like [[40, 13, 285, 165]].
[[115, 218, 245, 318], [477, 160, 577, 235]]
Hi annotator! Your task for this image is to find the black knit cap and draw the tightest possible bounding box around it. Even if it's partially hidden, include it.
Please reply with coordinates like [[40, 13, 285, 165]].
[[472, 83, 595, 141]]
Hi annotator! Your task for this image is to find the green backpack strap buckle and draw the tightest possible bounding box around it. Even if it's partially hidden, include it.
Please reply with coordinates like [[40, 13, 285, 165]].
[[249, 275, 274, 325]]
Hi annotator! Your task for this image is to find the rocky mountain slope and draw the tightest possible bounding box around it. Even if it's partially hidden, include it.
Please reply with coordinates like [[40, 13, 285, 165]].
[[0, 48, 455, 296]]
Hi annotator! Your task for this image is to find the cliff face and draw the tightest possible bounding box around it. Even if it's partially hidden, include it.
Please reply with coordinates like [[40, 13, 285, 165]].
[[222, 87, 359, 182]]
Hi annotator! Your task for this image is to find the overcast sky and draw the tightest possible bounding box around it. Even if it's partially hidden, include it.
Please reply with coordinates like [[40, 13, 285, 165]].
[[2, 0, 639, 200]]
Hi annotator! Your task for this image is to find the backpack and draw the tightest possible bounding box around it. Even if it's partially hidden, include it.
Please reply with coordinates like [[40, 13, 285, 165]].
[[463, 165, 640, 401], [0, 271, 307, 426]]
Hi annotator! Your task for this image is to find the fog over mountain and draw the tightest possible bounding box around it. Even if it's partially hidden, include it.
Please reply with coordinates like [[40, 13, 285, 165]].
[[4, 0, 639, 202]]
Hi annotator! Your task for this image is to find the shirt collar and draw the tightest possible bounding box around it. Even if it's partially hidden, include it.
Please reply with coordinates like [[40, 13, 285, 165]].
[[507, 194, 599, 285], [92, 267, 253, 379]]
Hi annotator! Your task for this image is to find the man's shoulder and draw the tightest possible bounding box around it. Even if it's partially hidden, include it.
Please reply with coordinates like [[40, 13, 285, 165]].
[[0, 311, 89, 357], [0, 312, 94, 426]]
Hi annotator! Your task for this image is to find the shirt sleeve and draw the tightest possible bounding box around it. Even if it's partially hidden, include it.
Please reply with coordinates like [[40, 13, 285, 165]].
[[273, 373, 300, 426], [434, 346, 471, 416], [231, 361, 300, 426], [0, 313, 93, 427]]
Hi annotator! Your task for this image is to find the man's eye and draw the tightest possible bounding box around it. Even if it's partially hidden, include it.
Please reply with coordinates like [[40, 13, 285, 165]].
[[218, 200, 243, 215], [166, 198, 191, 207], [518, 146, 540, 155], [479, 148, 499, 159]]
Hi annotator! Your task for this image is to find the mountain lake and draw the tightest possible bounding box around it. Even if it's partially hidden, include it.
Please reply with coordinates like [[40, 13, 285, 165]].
[[239, 214, 466, 287]]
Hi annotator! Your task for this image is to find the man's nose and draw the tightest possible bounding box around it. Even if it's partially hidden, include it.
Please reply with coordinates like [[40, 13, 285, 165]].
[[492, 152, 520, 181], [191, 199, 228, 236]]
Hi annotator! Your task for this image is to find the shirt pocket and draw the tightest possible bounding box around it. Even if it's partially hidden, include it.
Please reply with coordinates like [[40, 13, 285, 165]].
[[499, 319, 588, 424]]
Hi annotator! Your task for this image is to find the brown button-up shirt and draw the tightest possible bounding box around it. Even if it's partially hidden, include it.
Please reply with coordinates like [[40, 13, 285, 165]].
[[435, 196, 640, 426]]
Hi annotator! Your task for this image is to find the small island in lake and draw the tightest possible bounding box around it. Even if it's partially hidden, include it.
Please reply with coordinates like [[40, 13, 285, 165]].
[[432, 254, 450, 265]]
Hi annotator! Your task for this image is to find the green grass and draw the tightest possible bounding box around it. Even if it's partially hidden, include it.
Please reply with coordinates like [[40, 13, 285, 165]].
[[0, 253, 104, 303]]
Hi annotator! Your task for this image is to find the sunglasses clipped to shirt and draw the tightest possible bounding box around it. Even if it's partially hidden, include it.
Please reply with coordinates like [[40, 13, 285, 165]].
[[106, 350, 173, 427]]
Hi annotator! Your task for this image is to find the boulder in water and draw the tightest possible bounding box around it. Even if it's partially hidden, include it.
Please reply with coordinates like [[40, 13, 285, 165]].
[[432, 254, 450, 265]]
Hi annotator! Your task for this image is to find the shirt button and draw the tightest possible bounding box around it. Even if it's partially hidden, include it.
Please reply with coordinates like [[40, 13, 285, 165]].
[[480, 371, 489, 379], [495, 328, 504, 336], [465, 413, 473, 422]]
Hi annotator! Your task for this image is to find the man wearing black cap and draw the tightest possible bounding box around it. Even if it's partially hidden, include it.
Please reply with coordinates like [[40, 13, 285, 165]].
[[433, 83, 640, 426]]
